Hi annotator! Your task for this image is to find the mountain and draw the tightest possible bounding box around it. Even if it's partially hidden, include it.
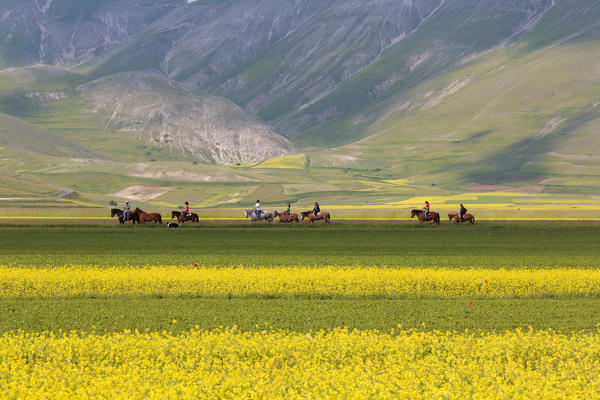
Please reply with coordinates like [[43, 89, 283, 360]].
[[77, 0, 571, 145], [0, 65, 295, 164], [75, 71, 296, 164], [0, 0, 600, 202], [3, 1, 571, 146]]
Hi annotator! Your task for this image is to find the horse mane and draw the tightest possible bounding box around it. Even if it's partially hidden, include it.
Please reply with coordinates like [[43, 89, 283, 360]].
[[134, 208, 145, 213], [411, 209, 422, 214]]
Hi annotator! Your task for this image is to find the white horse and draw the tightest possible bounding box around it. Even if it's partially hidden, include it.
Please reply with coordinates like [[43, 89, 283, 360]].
[[244, 209, 273, 223]]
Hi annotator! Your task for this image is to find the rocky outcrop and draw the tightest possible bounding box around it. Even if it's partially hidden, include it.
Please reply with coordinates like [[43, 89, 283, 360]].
[[76, 71, 296, 164]]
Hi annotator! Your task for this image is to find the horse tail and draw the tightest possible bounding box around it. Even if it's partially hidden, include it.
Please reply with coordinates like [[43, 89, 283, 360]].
[[435, 213, 440, 224], [158, 214, 163, 224]]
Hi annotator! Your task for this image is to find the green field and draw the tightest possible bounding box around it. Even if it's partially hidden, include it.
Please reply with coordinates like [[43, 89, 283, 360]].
[[1, 223, 599, 334], [1, 222, 600, 268]]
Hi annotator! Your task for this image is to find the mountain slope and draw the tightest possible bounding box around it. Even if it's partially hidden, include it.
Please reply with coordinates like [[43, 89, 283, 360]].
[[0, 111, 105, 159], [0, 66, 295, 165], [0, 0, 180, 68], [75, 71, 296, 164], [81, 0, 583, 148], [315, 41, 600, 192], [0, 0, 600, 197], [3, 0, 598, 149]]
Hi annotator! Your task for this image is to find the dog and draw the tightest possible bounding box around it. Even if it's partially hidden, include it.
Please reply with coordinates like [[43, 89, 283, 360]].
[[167, 222, 180, 228]]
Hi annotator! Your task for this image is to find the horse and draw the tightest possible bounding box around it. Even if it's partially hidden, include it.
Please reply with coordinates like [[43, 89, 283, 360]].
[[111, 208, 138, 224], [448, 212, 458, 222], [411, 209, 440, 224], [304, 211, 330, 224], [133, 208, 163, 224], [273, 210, 299, 223], [244, 209, 273, 223], [453, 213, 476, 224], [171, 210, 199, 223]]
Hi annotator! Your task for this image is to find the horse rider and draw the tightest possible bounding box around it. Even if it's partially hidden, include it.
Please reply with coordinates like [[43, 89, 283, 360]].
[[459, 204, 467, 222], [255, 200, 261, 219], [123, 201, 131, 221], [313, 202, 321, 219], [183, 201, 190, 220], [424, 201, 430, 221], [283, 203, 291, 222]]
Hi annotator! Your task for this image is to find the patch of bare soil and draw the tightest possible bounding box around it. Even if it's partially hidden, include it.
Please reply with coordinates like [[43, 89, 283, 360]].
[[113, 185, 174, 201]]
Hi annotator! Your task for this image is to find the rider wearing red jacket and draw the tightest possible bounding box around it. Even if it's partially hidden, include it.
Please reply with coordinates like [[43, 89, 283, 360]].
[[183, 202, 190, 218], [424, 201, 430, 221]]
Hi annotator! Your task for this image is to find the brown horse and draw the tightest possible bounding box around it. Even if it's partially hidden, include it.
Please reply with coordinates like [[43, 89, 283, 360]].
[[304, 211, 330, 224], [111, 208, 139, 224], [453, 213, 476, 224], [171, 210, 199, 223], [411, 209, 440, 224], [448, 212, 458, 222], [273, 210, 299, 223], [133, 208, 163, 224]]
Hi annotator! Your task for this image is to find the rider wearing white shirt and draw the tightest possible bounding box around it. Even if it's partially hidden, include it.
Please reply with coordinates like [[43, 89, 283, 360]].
[[254, 200, 261, 219], [123, 201, 131, 221]]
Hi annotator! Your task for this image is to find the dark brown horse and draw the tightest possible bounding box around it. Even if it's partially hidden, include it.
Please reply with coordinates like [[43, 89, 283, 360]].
[[303, 211, 330, 224], [453, 213, 476, 224], [273, 210, 299, 223], [411, 209, 440, 224], [111, 208, 139, 224], [300, 211, 313, 221], [171, 210, 199, 223], [133, 208, 163, 224]]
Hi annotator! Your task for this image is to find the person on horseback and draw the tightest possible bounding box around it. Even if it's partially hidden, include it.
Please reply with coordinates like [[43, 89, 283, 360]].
[[123, 201, 131, 222], [183, 201, 190, 219], [283, 203, 291, 222], [255, 200, 261, 220], [313, 202, 321, 219], [459, 204, 467, 222], [424, 201, 430, 221]]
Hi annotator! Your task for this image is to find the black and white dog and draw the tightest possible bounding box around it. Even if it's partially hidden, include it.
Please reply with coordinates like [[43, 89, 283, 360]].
[[167, 222, 179, 228]]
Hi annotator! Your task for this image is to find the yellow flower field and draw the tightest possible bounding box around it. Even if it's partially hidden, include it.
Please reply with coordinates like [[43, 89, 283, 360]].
[[1, 266, 600, 298], [1, 328, 599, 399]]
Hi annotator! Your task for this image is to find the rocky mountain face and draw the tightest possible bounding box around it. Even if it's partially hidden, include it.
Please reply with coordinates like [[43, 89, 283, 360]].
[[75, 71, 296, 164], [0, 0, 180, 67]]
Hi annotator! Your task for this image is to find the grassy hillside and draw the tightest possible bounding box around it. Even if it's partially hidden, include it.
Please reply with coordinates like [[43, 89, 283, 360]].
[[316, 41, 600, 193], [0, 112, 105, 159]]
